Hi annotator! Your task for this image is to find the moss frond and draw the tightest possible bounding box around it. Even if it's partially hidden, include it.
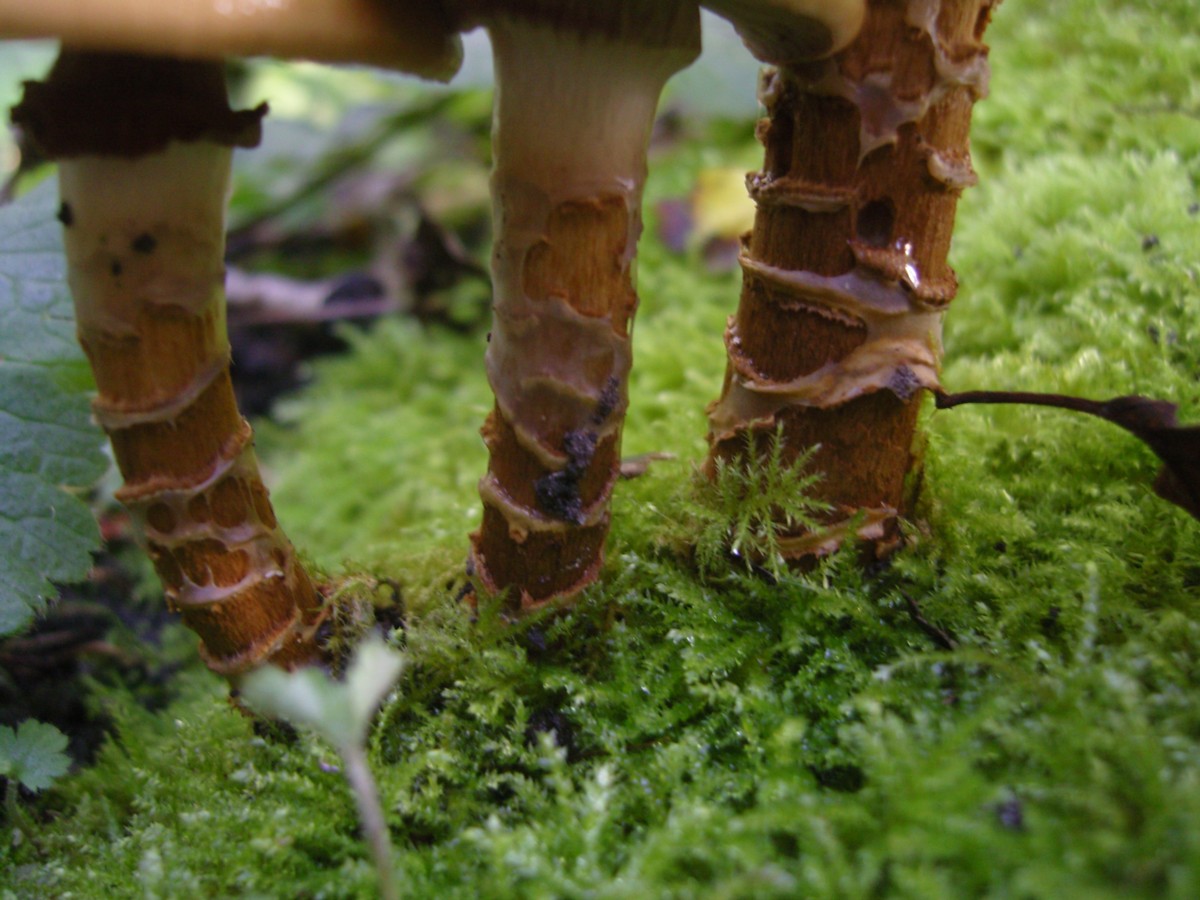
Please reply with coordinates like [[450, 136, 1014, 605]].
[[685, 425, 828, 578]]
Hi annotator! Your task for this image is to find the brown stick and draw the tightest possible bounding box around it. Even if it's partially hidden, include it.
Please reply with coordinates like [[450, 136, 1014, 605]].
[[706, 0, 998, 558], [14, 52, 327, 676], [936, 390, 1107, 416]]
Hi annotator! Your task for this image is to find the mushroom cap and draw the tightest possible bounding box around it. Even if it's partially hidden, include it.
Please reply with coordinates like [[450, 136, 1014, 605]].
[[702, 0, 866, 64], [0, 0, 463, 81], [448, 0, 700, 49]]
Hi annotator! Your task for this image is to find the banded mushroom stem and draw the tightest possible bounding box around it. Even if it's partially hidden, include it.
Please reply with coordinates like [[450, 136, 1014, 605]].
[[706, 0, 997, 559], [462, 1, 701, 611], [13, 52, 326, 676]]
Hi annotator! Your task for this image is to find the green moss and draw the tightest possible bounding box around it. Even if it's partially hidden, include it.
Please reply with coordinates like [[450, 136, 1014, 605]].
[[256, 319, 491, 573], [7, 0, 1200, 895]]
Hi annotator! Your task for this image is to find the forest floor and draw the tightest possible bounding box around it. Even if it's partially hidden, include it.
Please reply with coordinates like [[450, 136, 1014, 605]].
[[3, 0, 1200, 896]]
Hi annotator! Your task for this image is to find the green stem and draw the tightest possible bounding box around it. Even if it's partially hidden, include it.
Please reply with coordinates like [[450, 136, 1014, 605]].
[[340, 744, 398, 900]]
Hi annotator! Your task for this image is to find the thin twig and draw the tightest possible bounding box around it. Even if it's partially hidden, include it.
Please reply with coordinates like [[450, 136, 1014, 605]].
[[902, 593, 958, 651], [225, 267, 400, 327], [226, 93, 460, 257], [935, 389, 1106, 417]]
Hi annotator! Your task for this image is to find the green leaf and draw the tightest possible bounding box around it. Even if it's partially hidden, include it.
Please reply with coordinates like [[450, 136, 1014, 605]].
[[240, 635, 405, 749], [343, 636, 406, 742], [0, 180, 81, 364], [240, 666, 356, 745], [0, 719, 70, 792], [0, 181, 106, 636]]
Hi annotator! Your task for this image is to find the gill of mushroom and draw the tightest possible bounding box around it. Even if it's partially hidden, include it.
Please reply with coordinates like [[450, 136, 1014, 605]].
[[444, 0, 702, 612], [701, 0, 866, 64], [5, 3, 462, 678], [704, 0, 998, 562]]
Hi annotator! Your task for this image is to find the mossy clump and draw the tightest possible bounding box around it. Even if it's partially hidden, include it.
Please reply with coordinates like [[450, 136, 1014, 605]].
[[6, 0, 1200, 896]]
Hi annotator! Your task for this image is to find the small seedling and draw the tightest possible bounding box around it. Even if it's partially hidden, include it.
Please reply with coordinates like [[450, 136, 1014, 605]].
[[239, 636, 405, 900]]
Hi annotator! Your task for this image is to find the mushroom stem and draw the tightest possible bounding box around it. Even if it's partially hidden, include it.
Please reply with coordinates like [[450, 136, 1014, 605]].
[[13, 52, 327, 676], [706, 0, 998, 559], [466, 4, 700, 611]]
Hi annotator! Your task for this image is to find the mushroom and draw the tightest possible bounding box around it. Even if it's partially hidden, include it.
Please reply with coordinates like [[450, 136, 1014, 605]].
[[4, 5, 462, 676], [442, 0, 701, 611]]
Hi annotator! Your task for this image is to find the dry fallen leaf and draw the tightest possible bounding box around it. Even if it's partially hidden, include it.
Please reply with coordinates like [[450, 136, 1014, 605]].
[[655, 166, 755, 270]]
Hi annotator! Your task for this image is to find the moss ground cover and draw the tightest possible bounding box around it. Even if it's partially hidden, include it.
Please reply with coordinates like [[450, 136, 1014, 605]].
[[6, 0, 1200, 895]]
